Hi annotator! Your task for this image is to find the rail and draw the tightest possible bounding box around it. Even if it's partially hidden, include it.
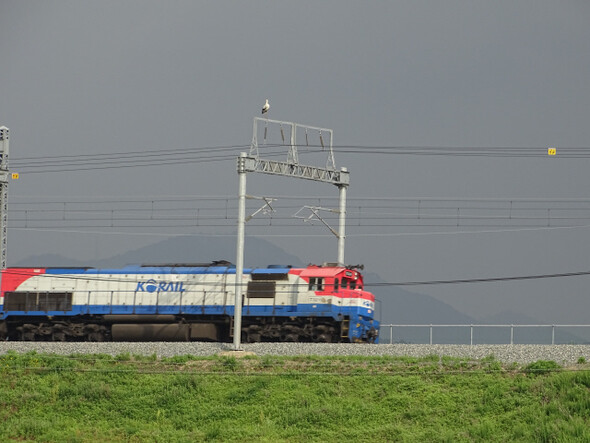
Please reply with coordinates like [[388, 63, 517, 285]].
[[380, 324, 590, 345]]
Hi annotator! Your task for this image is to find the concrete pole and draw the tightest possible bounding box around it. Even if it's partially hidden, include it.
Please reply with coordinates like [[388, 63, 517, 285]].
[[337, 167, 347, 265], [234, 153, 247, 350]]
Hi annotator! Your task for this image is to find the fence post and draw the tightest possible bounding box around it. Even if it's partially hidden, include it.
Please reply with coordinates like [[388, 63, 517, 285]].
[[552, 325, 555, 345], [390, 325, 393, 344], [510, 325, 514, 345], [470, 324, 473, 346], [429, 325, 433, 345]]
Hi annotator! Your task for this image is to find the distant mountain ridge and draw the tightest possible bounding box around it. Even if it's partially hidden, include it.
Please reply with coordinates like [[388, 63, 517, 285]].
[[14, 235, 304, 270], [364, 271, 475, 325]]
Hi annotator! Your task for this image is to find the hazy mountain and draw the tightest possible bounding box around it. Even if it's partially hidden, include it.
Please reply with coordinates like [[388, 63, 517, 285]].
[[365, 271, 479, 344], [90, 235, 306, 269], [477, 311, 589, 345], [365, 272, 475, 325], [12, 253, 88, 268], [478, 310, 546, 325], [13, 235, 304, 270]]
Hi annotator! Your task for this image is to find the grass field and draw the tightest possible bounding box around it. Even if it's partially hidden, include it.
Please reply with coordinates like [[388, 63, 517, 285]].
[[1, 351, 589, 442]]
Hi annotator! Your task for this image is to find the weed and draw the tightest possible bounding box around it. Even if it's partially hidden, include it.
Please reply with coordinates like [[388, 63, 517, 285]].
[[481, 356, 503, 373], [525, 360, 562, 375], [114, 352, 131, 362], [219, 356, 239, 372]]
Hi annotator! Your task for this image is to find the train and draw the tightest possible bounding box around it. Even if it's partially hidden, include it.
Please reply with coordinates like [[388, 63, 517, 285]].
[[0, 261, 379, 343]]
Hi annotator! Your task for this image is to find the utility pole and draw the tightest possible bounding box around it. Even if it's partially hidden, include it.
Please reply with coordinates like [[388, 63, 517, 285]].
[[0, 126, 9, 270], [233, 118, 349, 350], [234, 153, 248, 351]]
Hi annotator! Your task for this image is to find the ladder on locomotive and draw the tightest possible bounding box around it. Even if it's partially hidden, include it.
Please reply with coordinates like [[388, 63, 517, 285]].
[[340, 318, 350, 340]]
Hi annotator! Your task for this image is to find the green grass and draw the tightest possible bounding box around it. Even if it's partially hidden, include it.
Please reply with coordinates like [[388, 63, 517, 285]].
[[0, 351, 589, 442]]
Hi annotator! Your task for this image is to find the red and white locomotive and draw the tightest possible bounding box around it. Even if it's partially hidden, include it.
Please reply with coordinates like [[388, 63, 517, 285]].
[[0, 261, 379, 343]]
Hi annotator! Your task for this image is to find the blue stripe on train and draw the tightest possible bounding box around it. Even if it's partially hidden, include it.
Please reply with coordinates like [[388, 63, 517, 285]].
[[2, 304, 373, 317]]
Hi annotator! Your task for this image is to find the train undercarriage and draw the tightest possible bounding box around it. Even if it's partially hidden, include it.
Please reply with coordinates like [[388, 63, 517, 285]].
[[0, 315, 377, 343]]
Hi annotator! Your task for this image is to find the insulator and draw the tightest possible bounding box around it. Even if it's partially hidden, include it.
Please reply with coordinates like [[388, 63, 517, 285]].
[[280, 126, 285, 144], [319, 132, 325, 150], [305, 130, 309, 148], [263, 126, 268, 144]]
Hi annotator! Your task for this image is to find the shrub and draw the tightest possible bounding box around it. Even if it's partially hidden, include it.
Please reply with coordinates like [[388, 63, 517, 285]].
[[525, 360, 561, 375]]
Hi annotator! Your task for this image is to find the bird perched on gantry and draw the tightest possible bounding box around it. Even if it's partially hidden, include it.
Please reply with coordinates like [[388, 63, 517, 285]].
[[262, 99, 270, 115]]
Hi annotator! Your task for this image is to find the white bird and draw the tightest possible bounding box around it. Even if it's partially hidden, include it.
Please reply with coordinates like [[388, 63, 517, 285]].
[[261, 99, 270, 114]]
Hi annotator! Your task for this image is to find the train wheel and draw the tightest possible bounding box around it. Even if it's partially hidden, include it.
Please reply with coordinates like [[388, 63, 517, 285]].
[[312, 325, 334, 343], [52, 331, 66, 342], [246, 332, 261, 343], [87, 332, 105, 342], [282, 333, 299, 342]]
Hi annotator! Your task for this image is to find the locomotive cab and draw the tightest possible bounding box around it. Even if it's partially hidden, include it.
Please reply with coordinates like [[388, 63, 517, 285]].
[[335, 268, 363, 292], [298, 265, 378, 343]]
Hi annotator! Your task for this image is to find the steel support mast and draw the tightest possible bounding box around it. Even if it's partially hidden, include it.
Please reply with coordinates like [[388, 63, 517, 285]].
[[234, 154, 248, 350], [0, 127, 9, 270], [233, 118, 349, 350]]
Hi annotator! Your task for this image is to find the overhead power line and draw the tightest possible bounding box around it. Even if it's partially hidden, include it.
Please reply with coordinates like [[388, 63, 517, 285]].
[[15, 144, 590, 163], [12, 224, 590, 238], [331, 145, 590, 158], [10, 144, 590, 174], [366, 270, 590, 287]]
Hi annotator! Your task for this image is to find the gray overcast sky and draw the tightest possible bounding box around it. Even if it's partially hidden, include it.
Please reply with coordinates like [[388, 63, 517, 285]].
[[2, 1, 590, 323]]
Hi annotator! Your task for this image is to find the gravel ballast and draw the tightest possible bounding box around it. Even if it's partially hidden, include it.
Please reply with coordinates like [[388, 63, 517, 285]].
[[2, 342, 590, 364]]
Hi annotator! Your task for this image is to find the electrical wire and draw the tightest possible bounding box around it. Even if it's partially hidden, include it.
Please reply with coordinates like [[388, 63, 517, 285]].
[[12, 144, 250, 162], [367, 271, 590, 287], [10, 143, 590, 174], [10, 224, 590, 238], [10, 195, 590, 206]]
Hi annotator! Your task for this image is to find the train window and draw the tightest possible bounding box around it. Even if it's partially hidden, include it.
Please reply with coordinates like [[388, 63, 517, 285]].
[[4, 292, 73, 312], [334, 278, 339, 291], [308, 278, 324, 291], [350, 280, 356, 290]]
